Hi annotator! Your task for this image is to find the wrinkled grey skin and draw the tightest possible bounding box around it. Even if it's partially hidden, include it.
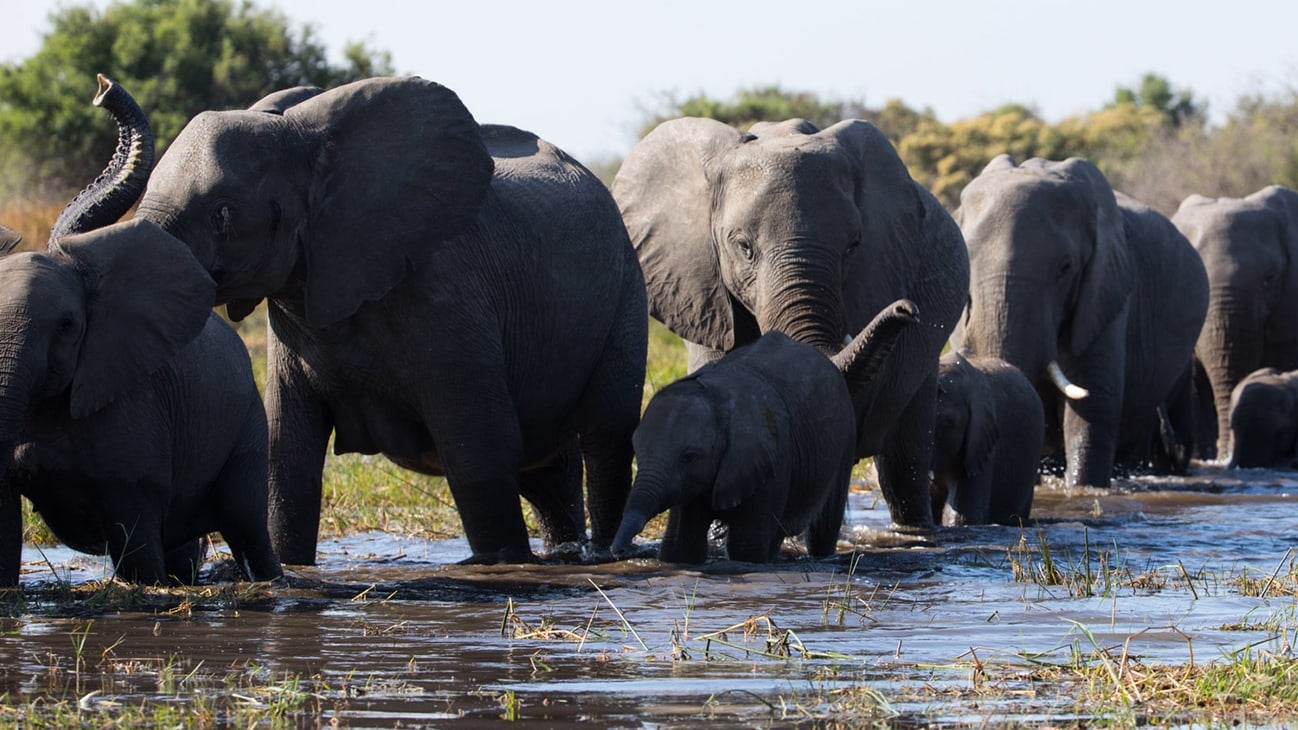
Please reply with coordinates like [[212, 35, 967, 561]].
[[137, 77, 647, 565], [952, 155, 1209, 487], [0, 220, 280, 585], [613, 118, 969, 531], [932, 352, 1042, 526], [612, 300, 918, 564], [1225, 367, 1298, 469], [1172, 186, 1298, 460]]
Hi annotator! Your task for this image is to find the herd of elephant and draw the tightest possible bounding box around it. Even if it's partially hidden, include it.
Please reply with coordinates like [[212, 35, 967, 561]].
[[0, 74, 1295, 587]]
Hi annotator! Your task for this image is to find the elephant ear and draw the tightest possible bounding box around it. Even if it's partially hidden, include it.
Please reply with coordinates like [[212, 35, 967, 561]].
[[286, 77, 494, 328], [613, 117, 748, 350], [711, 392, 778, 511], [0, 225, 21, 254], [1063, 159, 1134, 356], [956, 355, 999, 479], [248, 85, 324, 113], [53, 219, 216, 418], [1259, 186, 1298, 345]]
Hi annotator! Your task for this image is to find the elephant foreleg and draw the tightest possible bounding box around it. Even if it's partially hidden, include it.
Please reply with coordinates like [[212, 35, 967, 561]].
[[0, 479, 20, 587], [659, 496, 712, 564], [873, 372, 939, 529], [264, 355, 332, 566]]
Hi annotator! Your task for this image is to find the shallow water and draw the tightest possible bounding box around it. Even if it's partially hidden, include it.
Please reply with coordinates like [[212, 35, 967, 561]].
[[4, 462, 1298, 725]]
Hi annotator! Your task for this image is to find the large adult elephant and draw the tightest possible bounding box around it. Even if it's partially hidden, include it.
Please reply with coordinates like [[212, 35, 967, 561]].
[[136, 76, 647, 565], [1171, 186, 1298, 460], [612, 118, 969, 529], [952, 155, 1209, 487]]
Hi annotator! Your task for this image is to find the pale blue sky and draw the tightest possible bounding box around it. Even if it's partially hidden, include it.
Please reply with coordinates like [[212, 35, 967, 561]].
[[11, 1, 1298, 162]]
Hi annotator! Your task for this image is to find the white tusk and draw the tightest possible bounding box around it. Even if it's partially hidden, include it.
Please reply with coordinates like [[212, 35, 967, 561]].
[[843, 333, 854, 346], [1047, 361, 1089, 400]]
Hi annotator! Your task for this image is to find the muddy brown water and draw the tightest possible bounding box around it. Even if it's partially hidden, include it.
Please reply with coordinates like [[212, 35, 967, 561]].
[[4, 462, 1298, 726]]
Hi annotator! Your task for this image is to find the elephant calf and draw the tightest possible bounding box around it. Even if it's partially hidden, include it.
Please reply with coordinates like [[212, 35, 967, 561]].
[[612, 301, 917, 564], [931, 352, 1042, 526], [0, 221, 281, 586], [1227, 367, 1298, 469]]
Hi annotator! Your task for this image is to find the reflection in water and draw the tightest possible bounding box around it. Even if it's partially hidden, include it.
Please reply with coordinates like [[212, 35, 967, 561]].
[[3, 462, 1297, 724]]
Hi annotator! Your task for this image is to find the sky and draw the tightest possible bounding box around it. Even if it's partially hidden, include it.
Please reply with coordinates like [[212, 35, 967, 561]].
[[9, 1, 1298, 163]]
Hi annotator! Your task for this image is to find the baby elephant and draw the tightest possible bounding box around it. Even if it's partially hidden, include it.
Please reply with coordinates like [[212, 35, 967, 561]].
[[0, 220, 281, 586], [931, 352, 1042, 526], [1227, 367, 1298, 469], [612, 300, 918, 564]]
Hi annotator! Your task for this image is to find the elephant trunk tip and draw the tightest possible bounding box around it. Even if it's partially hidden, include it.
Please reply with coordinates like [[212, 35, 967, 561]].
[[93, 74, 113, 107]]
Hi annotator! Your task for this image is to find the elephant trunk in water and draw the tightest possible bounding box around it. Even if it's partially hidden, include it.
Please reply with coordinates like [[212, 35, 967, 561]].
[[610, 471, 676, 557], [758, 253, 847, 355], [1199, 297, 1264, 457], [48, 74, 155, 243]]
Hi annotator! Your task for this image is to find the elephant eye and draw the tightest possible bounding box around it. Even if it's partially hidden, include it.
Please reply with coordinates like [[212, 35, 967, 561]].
[[210, 202, 234, 237], [680, 448, 702, 465], [844, 238, 861, 258], [1056, 259, 1073, 279], [733, 235, 755, 262], [57, 314, 77, 337], [1263, 273, 1276, 287]]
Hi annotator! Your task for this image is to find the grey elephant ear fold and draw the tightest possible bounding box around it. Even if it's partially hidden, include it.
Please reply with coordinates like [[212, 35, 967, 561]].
[[1064, 159, 1135, 356], [613, 117, 748, 351], [1260, 186, 1298, 346], [960, 360, 998, 479], [712, 394, 777, 511], [287, 76, 494, 328], [0, 225, 21, 254], [55, 219, 216, 418], [248, 85, 325, 114]]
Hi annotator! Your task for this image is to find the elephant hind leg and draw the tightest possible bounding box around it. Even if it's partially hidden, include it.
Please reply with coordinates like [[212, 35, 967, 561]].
[[213, 446, 283, 582], [164, 537, 209, 585], [518, 443, 586, 555], [805, 468, 851, 558]]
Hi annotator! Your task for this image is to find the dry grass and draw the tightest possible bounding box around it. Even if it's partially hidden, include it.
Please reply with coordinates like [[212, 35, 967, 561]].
[[0, 197, 61, 251]]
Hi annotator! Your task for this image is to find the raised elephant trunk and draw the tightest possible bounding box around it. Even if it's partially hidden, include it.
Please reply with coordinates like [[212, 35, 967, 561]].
[[759, 255, 847, 355], [49, 75, 155, 243], [833, 299, 919, 397]]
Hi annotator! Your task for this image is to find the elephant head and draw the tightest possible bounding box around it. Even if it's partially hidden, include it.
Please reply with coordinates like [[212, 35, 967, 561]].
[[1227, 368, 1298, 469], [0, 220, 215, 454], [1172, 186, 1298, 457], [934, 351, 999, 484], [137, 76, 495, 327], [953, 155, 1134, 399], [613, 117, 932, 356]]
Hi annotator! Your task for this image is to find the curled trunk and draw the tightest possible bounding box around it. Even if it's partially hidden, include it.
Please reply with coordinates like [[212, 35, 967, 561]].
[[832, 299, 919, 396], [49, 75, 155, 244]]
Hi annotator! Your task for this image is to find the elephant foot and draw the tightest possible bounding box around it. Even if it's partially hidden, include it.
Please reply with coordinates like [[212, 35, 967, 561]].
[[457, 546, 540, 566]]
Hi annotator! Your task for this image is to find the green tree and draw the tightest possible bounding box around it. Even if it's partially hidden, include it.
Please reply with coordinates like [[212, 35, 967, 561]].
[[639, 85, 880, 137], [0, 0, 394, 198], [1110, 72, 1205, 128]]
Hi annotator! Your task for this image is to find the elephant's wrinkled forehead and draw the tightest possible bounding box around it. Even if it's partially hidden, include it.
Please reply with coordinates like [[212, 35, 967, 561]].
[[152, 111, 285, 194], [0, 253, 78, 306]]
